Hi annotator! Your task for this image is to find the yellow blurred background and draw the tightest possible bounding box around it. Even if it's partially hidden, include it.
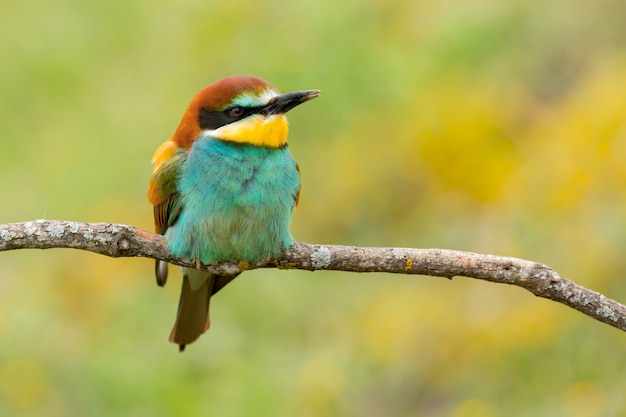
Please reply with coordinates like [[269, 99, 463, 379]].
[[1, 0, 626, 415]]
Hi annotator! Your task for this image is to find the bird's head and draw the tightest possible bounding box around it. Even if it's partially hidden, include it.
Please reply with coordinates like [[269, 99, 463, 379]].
[[172, 75, 319, 149]]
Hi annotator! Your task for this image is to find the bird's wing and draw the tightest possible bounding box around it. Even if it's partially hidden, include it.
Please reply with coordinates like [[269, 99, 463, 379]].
[[148, 139, 186, 234], [148, 139, 187, 286]]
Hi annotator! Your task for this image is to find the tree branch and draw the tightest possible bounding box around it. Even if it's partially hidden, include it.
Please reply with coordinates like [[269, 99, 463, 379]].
[[1, 220, 625, 333]]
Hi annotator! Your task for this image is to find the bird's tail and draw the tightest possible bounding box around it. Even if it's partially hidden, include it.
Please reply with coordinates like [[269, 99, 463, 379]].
[[169, 268, 214, 351]]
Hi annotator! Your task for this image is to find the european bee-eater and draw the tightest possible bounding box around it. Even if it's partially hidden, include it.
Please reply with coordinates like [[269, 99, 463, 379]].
[[148, 75, 319, 351]]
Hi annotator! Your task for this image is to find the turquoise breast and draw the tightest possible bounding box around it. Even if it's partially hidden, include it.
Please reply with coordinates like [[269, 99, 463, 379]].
[[166, 136, 301, 264]]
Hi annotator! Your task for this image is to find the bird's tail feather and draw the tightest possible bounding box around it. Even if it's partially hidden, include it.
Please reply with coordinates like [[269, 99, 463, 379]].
[[169, 271, 214, 351], [212, 273, 240, 295]]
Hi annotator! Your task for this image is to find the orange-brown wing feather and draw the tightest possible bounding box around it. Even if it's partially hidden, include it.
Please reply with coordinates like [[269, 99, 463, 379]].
[[148, 139, 186, 234], [294, 162, 301, 207]]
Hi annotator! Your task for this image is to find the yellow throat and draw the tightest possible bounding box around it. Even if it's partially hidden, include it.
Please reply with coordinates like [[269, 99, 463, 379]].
[[210, 114, 289, 148]]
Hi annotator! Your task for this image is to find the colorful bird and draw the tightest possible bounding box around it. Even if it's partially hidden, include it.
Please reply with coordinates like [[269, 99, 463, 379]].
[[148, 75, 319, 351]]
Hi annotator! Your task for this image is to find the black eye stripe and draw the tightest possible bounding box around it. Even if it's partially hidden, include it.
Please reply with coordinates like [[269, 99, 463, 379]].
[[198, 106, 263, 130], [198, 108, 232, 130]]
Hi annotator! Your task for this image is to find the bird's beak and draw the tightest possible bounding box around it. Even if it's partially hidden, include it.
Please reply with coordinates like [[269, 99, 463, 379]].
[[264, 90, 320, 115]]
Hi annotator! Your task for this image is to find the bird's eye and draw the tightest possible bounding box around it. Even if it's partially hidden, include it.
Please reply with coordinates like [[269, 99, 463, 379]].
[[228, 107, 244, 118]]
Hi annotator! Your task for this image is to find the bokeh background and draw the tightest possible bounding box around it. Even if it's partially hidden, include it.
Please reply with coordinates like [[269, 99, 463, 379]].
[[2, 0, 626, 415]]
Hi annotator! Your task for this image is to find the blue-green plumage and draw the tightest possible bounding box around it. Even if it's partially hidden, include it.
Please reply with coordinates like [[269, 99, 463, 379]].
[[167, 137, 300, 264]]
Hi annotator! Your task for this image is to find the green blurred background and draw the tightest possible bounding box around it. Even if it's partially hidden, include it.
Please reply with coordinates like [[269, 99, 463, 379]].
[[1, 0, 626, 415]]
